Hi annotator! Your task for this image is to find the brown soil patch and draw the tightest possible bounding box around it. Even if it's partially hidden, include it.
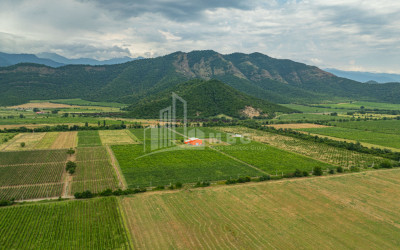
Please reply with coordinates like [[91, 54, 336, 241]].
[[51, 131, 78, 149], [241, 106, 261, 118], [266, 123, 329, 129]]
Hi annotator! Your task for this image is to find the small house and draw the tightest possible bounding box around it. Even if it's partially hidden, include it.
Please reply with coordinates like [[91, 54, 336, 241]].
[[184, 137, 203, 146]]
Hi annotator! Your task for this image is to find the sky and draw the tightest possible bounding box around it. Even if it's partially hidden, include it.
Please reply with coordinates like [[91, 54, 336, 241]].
[[0, 0, 399, 73]]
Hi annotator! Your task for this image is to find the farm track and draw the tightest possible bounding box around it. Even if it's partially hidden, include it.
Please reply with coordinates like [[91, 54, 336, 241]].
[[106, 145, 128, 189]]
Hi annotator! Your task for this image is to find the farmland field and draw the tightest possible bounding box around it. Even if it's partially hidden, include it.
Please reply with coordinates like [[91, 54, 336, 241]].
[[0, 132, 46, 151], [0, 197, 131, 249], [0, 133, 16, 145], [215, 141, 332, 174], [112, 144, 262, 187], [70, 147, 119, 194], [333, 120, 400, 135], [35, 132, 60, 149], [274, 113, 349, 122], [297, 126, 400, 149], [0, 149, 68, 200], [77, 130, 102, 147], [51, 131, 78, 149], [121, 169, 400, 249], [99, 130, 137, 145], [217, 127, 390, 168]]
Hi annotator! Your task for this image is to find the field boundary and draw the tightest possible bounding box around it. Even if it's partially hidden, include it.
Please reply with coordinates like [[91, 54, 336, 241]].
[[106, 145, 128, 189]]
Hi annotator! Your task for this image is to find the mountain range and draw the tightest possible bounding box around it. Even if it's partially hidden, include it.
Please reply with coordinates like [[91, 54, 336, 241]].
[[1, 50, 400, 116], [0, 52, 140, 67], [324, 68, 400, 84]]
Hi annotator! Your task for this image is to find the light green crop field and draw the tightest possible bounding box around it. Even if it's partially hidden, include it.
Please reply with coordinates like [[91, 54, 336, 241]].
[[0, 197, 132, 249], [281, 104, 356, 113], [332, 120, 400, 134], [77, 130, 102, 147], [46, 98, 127, 108], [121, 169, 400, 249], [112, 144, 262, 187], [274, 113, 349, 122], [322, 101, 400, 111], [298, 126, 400, 149]]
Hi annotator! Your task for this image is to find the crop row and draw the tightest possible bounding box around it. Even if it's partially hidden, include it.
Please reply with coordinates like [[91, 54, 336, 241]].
[[0, 183, 64, 201], [0, 163, 64, 186], [0, 197, 131, 249], [0, 149, 68, 166], [77, 130, 102, 147]]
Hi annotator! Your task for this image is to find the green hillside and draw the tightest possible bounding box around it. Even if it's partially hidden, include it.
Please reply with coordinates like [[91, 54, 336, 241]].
[[126, 79, 295, 118], [0, 50, 400, 106]]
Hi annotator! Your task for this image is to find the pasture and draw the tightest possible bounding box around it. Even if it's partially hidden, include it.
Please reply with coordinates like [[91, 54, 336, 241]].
[[0, 197, 131, 249], [121, 169, 400, 249]]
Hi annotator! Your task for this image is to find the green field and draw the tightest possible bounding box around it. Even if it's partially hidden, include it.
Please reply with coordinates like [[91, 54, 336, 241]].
[[281, 104, 355, 113], [47, 98, 127, 108], [112, 144, 262, 187], [274, 113, 349, 122], [0, 197, 131, 249], [333, 120, 400, 134], [0, 150, 68, 200], [77, 130, 102, 147], [71, 147, 119, 194], [298, 126, 400, 149], [121, 169, 400, 249], [215, 141, 332, 174], [321, 101, 400, 111]]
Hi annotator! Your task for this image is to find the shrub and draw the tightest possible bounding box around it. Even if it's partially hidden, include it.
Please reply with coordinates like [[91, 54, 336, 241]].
[[258, 175, 271, 181], [100, 189, 113, 196], [294, 169, 303, 177], [329, 169, 335, 174], [380, 161, 393, 169], [66, 161, 77, 174], [175, 182, 183, 189], [313, 166, 323, 176], [350, 166, 360, 172], [20, 142, 25, 148], [302, 171, 309, 177], [74, 190, 94, 199], [153, 185, 165, 191], [337, 166, 344, 173], [67, 148, 75, 156]]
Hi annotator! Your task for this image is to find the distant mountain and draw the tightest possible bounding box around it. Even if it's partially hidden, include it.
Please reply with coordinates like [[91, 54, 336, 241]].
[[127, 79, 296, 118], [324, 68, 400, 83], [36, 52, 142, 66], [0, 50, 400, 107], [0, 52, 63, 67], [0, 52, 141, 67]]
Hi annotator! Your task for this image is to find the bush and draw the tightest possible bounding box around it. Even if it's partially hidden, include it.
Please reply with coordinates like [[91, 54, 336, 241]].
[[258, 175, 271, 182], [66, 161, 77, 174], [74, 190, 94, 199], [175, 182, 183, 189], [313, 166, 323, 176], [0, 199, 14, 207], [20, 142, 25, 148], [350, 166, 360, 172], [329, 169, 335, 174], [294, 169, 303, 177], [100, 189, 113, 196], [302, 171, 309, 177], [337, 166, 344, 173], [153, 185, 165, 191], [380, 161, 393, 169], [67, 148, 75, 156]]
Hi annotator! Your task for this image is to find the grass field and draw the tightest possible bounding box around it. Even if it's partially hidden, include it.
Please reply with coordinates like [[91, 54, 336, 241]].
[[320, 101, 400, 111], [0, 149, 68, 200], [215, 141, 332, 174], [333, 120, 400, 134], [281, 104, 355, 113], [0, 132, 46, 151], [47, 98, 127, 108], [274, 113, 349, 122], [0, 197, 131, 249], [112, 144, 262, 187], [121, 169, 400, 249], [297, 126, 400, 149], [51, 131, 78, 149], [70, 147, 119, 194], [99, 130, 137, 145], [77, 130, 102, 147], [217, 127, 390, 168]]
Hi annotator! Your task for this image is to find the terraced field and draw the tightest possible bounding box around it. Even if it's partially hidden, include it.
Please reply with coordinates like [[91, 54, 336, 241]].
[[112, 144, 262, 187], [121, 169, 400, 249], [0, 197, 131, 249], [70, 147, 119, 194], [217, 127, 390, 168], [0, 149, 68, 200]]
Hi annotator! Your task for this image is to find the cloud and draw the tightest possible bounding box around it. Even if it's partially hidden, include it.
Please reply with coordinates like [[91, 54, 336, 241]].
[[0, 0, 399, 72]]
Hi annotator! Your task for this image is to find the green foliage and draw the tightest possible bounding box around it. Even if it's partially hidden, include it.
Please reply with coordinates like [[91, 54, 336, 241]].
[[66, 161, 77, 174], [77, 130, 102, 147], [20, 142, 25, 147], [313, 166, 323, 176], [67, 148, 75, 156], [337, 166, 344, 173], [380, 160, 393, 169]]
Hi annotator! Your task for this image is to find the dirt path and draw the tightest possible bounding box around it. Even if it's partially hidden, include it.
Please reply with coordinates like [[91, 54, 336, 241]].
[[106, 145, 128, 189]]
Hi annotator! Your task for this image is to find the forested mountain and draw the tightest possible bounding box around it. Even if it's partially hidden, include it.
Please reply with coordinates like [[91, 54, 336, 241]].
[[0, 50, 400, 107], [0, 52, 63, 67], [126, 79, 295, 118]]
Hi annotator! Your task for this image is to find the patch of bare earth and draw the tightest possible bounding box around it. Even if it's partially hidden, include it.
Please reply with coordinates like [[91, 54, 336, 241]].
[[241, 106, 261, 118]]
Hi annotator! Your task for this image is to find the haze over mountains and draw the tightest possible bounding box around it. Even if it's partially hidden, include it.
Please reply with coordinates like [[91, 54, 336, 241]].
[[0, 52, 140, 67], [324, 68, 400, 84], [1, 50, 400, 115]]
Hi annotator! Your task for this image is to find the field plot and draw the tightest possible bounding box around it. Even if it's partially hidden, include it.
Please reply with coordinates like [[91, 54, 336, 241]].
[[51, 131, 77, 149], [298, 126, 400, 149], [121, 169, 400, 249], [333, 120, 400, 135], [99, 130, 137, 145], [112, 144, 261, 187], [0, 197, 131, 249], [217, 127, 390, 168], [77, 130, 102, 147], [34, 132, 59, 149], [274, 113, 349, 122], [267, 123, 328, 129], [0, 132, 46, 151], [70, 147, 119, 194], [0, 149, 68, 200], [215, 141, 331, 174], [0, 133, 16, 145]]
